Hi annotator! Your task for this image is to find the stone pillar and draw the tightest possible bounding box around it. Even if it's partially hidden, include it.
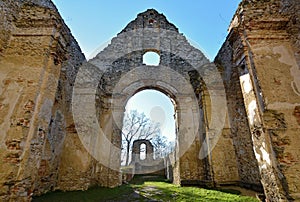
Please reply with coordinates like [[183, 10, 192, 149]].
[[176, 94, 205, 185]]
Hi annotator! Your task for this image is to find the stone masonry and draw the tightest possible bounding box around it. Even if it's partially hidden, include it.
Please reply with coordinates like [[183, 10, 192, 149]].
[[215, 0, 300, 200], [0, 0, 299, 201], [130, 139, 165, 175]]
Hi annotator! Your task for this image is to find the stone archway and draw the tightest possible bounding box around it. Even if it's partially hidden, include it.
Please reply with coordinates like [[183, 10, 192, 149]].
[[72, 9, 233, 188], [111, 66, 202, 181], [131, 139, 154, 162]]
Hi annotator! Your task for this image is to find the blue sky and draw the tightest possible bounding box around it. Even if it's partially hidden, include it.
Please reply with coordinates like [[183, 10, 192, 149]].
[[126, 90, 176, 141], [52, 1, 241, 142], [52, 0, 241, 60]]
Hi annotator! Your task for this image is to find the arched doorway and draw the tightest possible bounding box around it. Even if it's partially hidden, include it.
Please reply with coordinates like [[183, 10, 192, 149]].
[[120, 89, 176, 168], [110, 67, 205, 183]]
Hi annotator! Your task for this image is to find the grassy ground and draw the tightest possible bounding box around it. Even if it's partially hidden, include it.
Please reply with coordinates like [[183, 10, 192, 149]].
[[33, 176, 260, 202]]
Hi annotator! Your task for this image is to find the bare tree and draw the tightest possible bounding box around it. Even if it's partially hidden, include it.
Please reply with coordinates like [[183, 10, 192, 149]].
[[152, 135, 175, 159], [122, 110, 160, 166]]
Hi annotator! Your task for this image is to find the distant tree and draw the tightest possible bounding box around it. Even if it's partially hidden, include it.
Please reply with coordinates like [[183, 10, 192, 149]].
[[121, 110, 160, 166], [152, 135, 167, 159], [152, 135, 175, 159]]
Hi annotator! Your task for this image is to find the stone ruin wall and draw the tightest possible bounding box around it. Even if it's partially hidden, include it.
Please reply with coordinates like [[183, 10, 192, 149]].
[[131, 140, 154, 163], [282, 0, 300, 66], [216, 0, 300, 200], [90, 7, 246, 189], [0, 0, 90, 200], [215, 39, 262, 190], [130, 140, 165, 176]]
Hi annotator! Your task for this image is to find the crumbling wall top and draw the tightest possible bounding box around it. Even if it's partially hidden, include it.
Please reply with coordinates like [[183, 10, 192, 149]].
[[120, 9, 179, 34]]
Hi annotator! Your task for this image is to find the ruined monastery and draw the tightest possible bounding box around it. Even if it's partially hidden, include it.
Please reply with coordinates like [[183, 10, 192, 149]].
[[0, 0, 299, 201]]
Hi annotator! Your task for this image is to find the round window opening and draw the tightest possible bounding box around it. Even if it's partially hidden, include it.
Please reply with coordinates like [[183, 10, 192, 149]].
[[143, 51, 160, 66]]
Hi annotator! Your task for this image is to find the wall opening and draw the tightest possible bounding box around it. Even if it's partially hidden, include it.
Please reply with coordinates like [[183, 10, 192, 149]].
[[121, 89, 176, 166], [140, 143, 146, 160], [143, 51, 160, 66]]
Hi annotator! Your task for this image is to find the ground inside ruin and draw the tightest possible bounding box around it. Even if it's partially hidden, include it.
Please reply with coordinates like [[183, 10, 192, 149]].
[[32, 175, 261, 201]]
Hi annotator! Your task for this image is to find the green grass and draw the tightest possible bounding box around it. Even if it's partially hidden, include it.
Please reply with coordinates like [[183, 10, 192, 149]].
[[32, 185, 134, 202], [33, 176, 260, 202]]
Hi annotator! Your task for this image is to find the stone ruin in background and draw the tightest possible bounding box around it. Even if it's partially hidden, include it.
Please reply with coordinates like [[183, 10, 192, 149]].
[[130, 139, 165, 175]]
